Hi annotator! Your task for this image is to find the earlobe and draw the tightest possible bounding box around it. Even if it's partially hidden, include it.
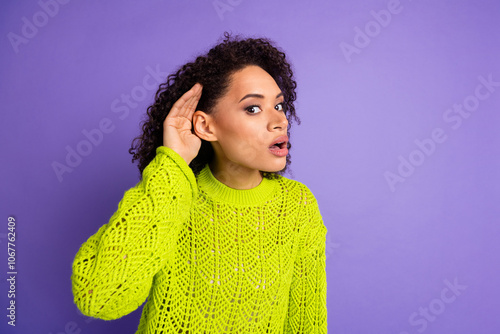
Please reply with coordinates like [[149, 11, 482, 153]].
[[193, 111, 217, 142]]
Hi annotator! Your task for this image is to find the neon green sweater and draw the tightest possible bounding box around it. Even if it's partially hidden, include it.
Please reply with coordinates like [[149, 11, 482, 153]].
[[71, 146, 328, 333]]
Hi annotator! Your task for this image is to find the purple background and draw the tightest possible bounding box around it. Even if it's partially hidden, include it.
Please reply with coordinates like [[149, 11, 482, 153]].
[[1, 0, 499, 333]]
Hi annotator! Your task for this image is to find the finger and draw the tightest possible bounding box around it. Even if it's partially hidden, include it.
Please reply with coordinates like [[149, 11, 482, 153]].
[[169, 84, 200, 118], [175, 84, 203, 120], [183, 85, 203, 120], [175, 84, 202, 123], [169, 92, 194, 118]]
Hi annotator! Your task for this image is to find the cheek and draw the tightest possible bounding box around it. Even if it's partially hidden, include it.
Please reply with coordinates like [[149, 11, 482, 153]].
[[239, 123, 266, 148], [220, 121, 264, 153], [219, 116, 254, 138]]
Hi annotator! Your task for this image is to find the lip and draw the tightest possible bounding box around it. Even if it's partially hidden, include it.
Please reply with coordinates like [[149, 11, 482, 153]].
[[268, 135, 288, 157]]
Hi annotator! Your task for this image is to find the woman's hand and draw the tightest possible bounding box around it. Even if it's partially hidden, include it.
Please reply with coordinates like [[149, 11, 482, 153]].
[[163, 83, 203, 165]]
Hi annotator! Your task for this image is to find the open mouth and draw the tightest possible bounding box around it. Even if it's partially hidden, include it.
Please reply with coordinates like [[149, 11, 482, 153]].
[[268, 136, 289, 157], [269, 141, 286, 150]]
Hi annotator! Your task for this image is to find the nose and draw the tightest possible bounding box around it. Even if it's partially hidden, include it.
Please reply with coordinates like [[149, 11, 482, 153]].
[[268, 109, 288, 131]]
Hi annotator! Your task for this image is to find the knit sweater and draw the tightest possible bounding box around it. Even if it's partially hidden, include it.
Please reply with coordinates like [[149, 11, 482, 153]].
[[71, 146, 328, 333]]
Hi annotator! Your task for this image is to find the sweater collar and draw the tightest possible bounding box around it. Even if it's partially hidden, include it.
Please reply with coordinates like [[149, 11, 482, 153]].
[[197, 164, 277, 205]]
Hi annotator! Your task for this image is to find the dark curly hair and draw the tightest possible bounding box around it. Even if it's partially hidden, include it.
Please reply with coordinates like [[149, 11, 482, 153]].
[[129, 32, 300, 180]]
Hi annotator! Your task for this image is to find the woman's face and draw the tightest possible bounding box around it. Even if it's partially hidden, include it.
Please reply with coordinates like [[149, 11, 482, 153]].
[[203, 65, 289, 175]]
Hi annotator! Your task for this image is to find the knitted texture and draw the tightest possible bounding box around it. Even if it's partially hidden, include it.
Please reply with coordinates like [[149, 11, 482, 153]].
[[71, 146, 328, 333]]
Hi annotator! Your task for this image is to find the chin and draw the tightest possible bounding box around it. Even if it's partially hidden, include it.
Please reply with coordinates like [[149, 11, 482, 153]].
[[261, 162, 287, 173]]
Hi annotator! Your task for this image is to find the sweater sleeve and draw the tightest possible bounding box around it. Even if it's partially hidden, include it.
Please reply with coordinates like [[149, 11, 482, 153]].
[[71, 146, 198, 320], [283, 187, 328, 333]]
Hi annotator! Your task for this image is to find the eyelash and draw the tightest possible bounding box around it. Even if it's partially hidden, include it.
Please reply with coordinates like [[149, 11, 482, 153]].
[[245, 102, 285, 114]]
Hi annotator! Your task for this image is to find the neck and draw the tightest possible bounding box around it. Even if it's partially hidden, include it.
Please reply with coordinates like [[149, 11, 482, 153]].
[[209, 158, 263, 190]]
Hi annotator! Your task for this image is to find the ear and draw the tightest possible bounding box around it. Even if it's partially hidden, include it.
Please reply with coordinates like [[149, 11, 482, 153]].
[[193, 110, 217, 141]]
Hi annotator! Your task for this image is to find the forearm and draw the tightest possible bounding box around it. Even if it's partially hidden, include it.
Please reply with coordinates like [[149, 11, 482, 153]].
[[284, 227, 328, 333], [71, 146, 197, 320]]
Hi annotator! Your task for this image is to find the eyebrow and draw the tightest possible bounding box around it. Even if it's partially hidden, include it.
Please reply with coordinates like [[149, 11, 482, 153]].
[[239, 92, 284, 103]]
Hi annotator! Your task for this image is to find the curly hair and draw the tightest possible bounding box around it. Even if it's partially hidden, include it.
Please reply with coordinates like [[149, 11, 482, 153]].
[[129, 32, 300, 180]]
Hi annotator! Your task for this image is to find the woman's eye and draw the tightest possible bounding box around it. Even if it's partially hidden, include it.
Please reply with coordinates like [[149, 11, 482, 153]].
[[275, 103, 284, 112], [246, 105, 262, 114]]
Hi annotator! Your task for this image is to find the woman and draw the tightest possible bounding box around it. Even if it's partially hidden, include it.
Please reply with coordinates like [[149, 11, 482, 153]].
[[71, 32, 328, 333]]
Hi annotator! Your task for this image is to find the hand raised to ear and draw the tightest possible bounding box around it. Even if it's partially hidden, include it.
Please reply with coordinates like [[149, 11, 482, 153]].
[[163, 83, 203, 165]]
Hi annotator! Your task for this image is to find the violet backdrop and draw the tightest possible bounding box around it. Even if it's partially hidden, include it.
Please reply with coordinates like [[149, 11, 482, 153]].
[[1, 0, 499, 333]]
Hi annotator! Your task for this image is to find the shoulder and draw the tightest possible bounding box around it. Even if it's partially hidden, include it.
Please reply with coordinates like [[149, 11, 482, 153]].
[[276, 176, 326, 245], [274, 174, 319, 208]]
